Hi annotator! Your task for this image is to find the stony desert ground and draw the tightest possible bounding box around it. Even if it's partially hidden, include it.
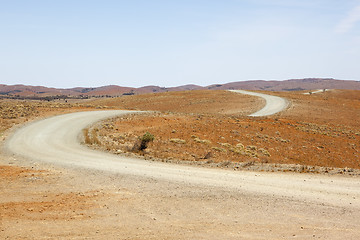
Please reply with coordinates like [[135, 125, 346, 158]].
[[87, 90, 360, 172], [1, 89, 360, 239]]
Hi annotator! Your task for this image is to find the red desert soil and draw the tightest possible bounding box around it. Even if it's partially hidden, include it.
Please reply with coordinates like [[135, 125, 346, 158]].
[[91, 89, 264, 115], [87, 89, 360, 170], [0, 166, 99, 221], [0, 99, 100, 134], [1, 90, 360, 239], [274, 89, 360, 127]]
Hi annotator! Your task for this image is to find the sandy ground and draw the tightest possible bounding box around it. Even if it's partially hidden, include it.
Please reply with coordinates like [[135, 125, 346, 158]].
[[2, 152, 360, 239], [1, 90, 360, 239], [2, 155, 360, 239]]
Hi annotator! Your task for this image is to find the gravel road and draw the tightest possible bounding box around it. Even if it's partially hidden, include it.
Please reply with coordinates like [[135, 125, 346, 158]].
[[229, 90, 288, 116], [303, 89, 328, 95], [5, 110, 360, 210]]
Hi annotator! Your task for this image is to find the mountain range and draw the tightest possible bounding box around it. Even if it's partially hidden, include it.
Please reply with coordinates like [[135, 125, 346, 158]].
[[1, 78, 359, 98]]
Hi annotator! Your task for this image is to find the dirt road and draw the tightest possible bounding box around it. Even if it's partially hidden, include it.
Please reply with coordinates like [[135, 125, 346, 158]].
[[5, 110, 360, 210], [229, 90, 288, 116], [3, 95, 360, 239], [303, 89, 328, 95]]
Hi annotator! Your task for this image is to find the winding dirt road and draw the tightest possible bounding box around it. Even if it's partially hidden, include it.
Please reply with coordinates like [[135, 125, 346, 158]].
[[3, 91, 360, 239], [229, 90, 288, 116], [5, 110, 360, 210]]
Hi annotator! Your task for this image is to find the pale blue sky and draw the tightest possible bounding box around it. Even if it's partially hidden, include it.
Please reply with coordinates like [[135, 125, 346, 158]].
[[1, 0, 360, 88]]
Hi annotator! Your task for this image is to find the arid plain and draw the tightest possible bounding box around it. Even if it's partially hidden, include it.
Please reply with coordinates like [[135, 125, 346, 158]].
[[88, 90, 360, 171], [1, 89, 360, 239]]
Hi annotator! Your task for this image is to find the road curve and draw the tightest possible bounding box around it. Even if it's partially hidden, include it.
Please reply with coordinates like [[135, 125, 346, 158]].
[[4, 110, 360, 209], [229, 90, 288, 116], [303, 89, 328, 95]]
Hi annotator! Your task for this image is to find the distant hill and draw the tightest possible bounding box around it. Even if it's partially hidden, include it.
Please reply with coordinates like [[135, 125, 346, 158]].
[[1, 78, 359, 99], [206, 78, 360, 91]]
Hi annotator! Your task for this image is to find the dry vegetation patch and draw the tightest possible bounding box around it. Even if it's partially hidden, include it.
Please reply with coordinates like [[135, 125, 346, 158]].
[[0, 99, 100, 135], [83, 89, 360, 172], [274, 89, 360, 127], [90, 90, 264, 115], [87, 112, 360, 171], [1, 89, 360, 238]]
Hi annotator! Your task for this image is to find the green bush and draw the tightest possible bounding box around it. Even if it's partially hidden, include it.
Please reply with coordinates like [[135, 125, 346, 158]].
[[132, 132, 155, 152], [141, 132, 155, 143]]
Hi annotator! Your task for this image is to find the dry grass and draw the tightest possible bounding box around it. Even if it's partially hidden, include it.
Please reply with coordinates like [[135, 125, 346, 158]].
[[83, 128, 101, 145], [273, 89, 360, 127], [1, 89, 359, 170], [0, 99, 99, 134], [90, 90, 264, 115], [92, 113, 359, 169], [88, 90, 360, 170]]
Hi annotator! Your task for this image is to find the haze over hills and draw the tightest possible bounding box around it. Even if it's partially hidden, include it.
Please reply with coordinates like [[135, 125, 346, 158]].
[[1, 78, 359, 98]]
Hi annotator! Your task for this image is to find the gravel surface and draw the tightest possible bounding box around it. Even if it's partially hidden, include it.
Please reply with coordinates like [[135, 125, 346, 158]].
[[229, 90, 289, 116], [5, 110, 360, 210], [2, 91, 360, 239]]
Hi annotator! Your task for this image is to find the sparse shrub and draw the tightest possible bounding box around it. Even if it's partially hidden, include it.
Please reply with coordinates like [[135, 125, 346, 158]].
[[236, 143, 245, 150], [212, 147, 227, 152], [246, 145, 257, 151], [219, 143, 232, 148], [229, 147, 244, 155], [140, 132, 155, 150], [245, 149, 258, 158], [83, 127, 101, 145], [132, 132, 155, 152], [91, 128, 101, 145], [83, 128, 91, 144], [258, 148, 271, 157], [193, 137, 211, 144], [170, 138, 186, 144]]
